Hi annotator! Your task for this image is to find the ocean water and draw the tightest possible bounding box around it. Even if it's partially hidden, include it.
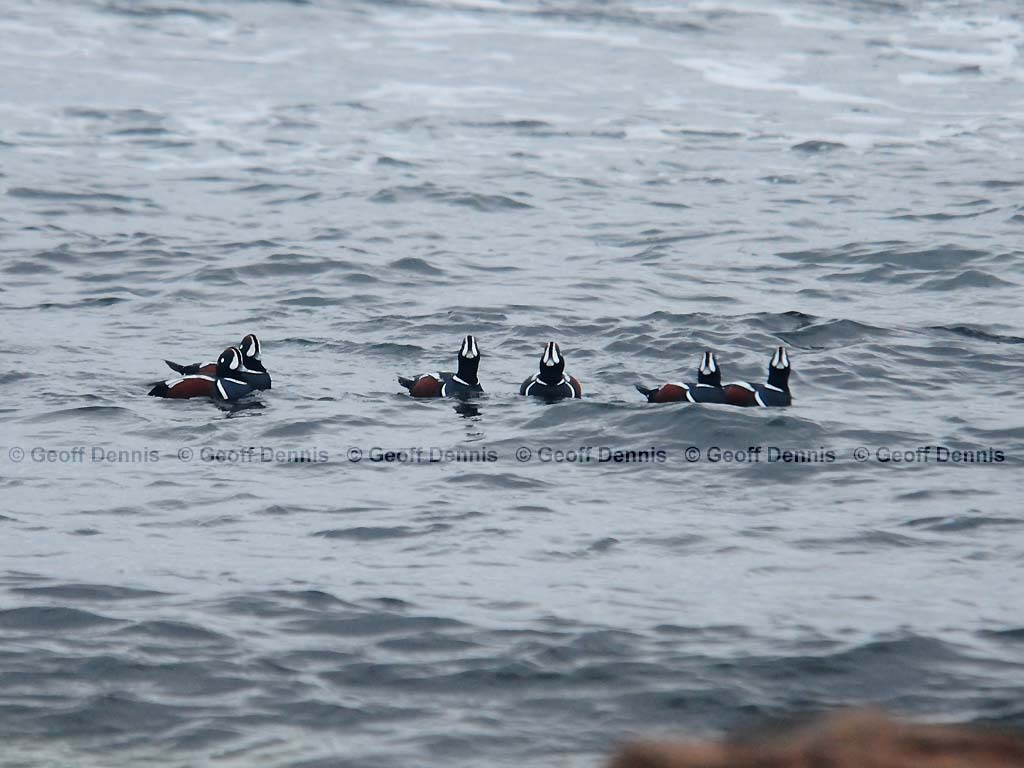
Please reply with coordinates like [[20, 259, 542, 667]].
[[1, 0, 1023, 766]]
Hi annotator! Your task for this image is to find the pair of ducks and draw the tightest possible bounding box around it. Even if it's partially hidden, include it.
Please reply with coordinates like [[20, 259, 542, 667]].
[[636, 348, 791, 407], [147, 334, 271, 401], [399, 336, 583, 400], [399, 335, 792, 407]]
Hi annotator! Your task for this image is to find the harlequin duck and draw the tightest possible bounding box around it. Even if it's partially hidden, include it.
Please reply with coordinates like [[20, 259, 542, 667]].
[[520, 341, 582, 400], [164, 333, 271, 390], [635, 351, 728, 404], [398, 335, 483, 398], [723, 347, 792, 407], [149, 347, 257, 402]]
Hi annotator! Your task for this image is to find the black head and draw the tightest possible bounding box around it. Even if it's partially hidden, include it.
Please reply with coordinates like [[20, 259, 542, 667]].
[[767, 346, 791, 391], [456, 335, 480, 384], [537, 341, 565, 385], [239, 334, 263, 369], [697, 351, 721, 387], [216, 347, 243, 378], [240, 333, 261, 360]]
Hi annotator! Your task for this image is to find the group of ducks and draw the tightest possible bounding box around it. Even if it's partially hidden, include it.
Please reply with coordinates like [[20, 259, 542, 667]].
[[397, 334, 792, 407], [148, 333, 792, 407]]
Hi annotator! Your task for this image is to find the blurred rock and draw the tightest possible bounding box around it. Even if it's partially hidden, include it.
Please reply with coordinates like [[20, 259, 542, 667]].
[[609, 710, 1024, 768]]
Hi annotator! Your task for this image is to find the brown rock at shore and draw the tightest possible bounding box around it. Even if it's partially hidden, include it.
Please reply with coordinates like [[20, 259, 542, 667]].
[[609, 710, 1024, 768]]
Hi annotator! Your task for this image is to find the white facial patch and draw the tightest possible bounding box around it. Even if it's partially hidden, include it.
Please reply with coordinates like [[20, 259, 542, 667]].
[[461, 336, 478, 359], [229, 350, 241, 370], [245, 337, 260, 359], [772, 348, 789, 369], [700, 353, 717, 375]]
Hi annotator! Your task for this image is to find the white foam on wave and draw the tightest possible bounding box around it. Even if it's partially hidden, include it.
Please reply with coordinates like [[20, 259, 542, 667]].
[[624, 124, 673, 141], [893, 39, 1019, 71], [891, 13, 1023, 80], [689, 0, 855, 32], [361, 82, 523, 109], [830, 113, 905, 127], [897, 71, 981, 87], [675, 57, 891, 108]]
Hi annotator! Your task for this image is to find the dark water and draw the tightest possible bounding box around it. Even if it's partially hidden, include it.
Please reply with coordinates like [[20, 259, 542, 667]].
[[2, 1, 1023, 765]]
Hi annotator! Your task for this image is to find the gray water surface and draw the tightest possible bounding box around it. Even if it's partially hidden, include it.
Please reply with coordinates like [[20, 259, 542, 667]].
[[1, 1, 1023, 766]]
